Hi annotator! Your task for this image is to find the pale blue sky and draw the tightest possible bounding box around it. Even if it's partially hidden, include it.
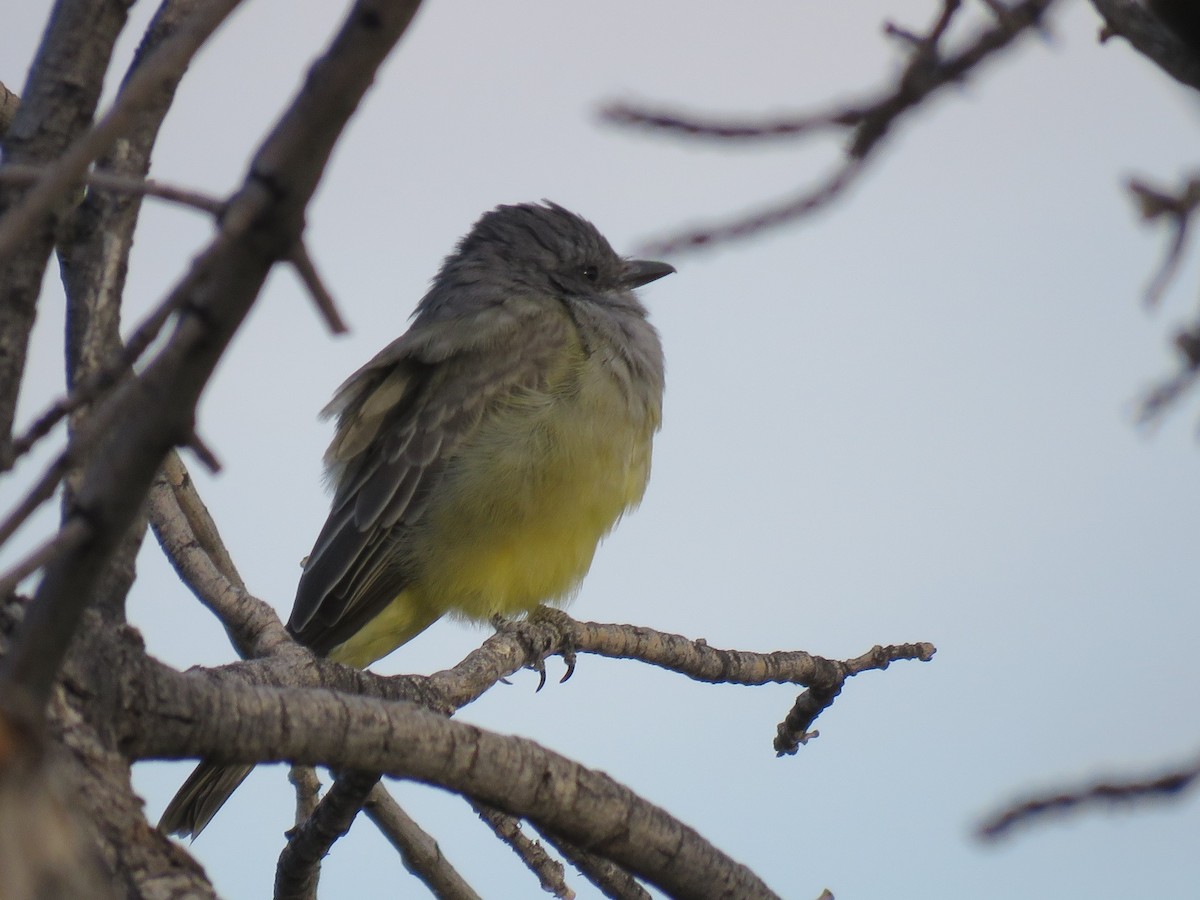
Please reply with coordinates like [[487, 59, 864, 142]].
[[4, 1, 1200, 897]]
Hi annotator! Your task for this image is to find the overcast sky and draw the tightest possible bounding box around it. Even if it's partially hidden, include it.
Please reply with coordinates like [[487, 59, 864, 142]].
[[5, 1, 1200, 898]]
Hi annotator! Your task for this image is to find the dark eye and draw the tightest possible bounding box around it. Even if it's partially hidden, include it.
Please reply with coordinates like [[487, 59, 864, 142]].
[[581, 265, 599, 282]]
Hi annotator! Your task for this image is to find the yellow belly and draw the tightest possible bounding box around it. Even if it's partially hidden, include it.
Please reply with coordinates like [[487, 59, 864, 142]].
[[329, 352, 657, 667]]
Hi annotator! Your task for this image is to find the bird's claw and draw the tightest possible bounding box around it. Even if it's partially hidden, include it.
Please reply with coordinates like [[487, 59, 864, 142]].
[[528, 605, 578, 686], [532, 655, 548, 692]]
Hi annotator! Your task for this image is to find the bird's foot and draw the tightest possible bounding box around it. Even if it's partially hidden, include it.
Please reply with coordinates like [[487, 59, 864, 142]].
[[491, 608, 578, 690], [526, 606, 578, 689]]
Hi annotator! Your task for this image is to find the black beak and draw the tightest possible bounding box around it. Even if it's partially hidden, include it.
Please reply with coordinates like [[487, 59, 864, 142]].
[[622, 259, 676, 289]]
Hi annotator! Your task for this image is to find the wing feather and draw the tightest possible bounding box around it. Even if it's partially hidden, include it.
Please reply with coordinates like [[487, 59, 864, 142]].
[[287, 310, 570, 652]]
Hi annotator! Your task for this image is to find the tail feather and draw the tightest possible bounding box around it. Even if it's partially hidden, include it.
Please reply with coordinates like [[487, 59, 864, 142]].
[[158, 763, 255, 838]]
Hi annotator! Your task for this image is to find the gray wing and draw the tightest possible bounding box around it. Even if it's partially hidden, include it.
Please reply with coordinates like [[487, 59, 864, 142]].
[[287, 309, 569, 655]]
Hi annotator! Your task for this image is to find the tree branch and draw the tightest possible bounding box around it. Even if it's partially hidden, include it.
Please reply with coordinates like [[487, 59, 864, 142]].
[[1120, 175, 1200, 424], [147, 452, 297, 660], [0, 698, 117, 900], [0, 0, 243, 265], [429, 614, 934, 755], [123, 650, 783, 899], [978, 750, 1200, 839], [0, 0, 133, 456], [363, 785, 482, 900], [0, 0, 425, 715], [275, 770, 380, 900], [472, 802, 573, 899], [608, 0, 1059, 254], [0, 518, 90, 599], [289, 765, 322, 826], [531, 823, 651, 900], [4, 276, 190, 471]]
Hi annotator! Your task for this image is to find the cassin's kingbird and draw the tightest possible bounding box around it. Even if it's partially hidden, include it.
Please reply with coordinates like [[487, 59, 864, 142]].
[[160, 201, 673, 837]]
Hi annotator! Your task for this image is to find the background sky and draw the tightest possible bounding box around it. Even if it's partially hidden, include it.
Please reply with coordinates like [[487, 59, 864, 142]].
[[4, 1, 1200, 898]]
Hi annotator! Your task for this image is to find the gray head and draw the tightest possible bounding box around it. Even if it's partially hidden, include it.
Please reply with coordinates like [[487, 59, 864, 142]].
[[415, 202, 674, 324]]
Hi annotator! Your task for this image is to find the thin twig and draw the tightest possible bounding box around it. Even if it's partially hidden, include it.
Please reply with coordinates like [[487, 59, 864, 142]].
[[1125, 176, 1200, 422], [426, 612, 935, 758], [289, 766, 322, 828], [472, 802, 574, 900], [600, 104, 855, 141], [979, 752, 1200, 839], [0, 519, 91, 599], [364, 784, 482, 900], [633, 158, 866, 258], [4, 240, 207, 471], [532, 824, 650, 900], [1137, 341, 1200, 424], [0, 450, 71, 549], [289, 242, 347, 334], [184, 431, 221, 474], [0, 164, 224, 216], [611, 0, 1057, 254], [884, 0, 961, 53], [0, 0, 242, 263], [156, 452, 245, 590], [275, 771, 380, 900], [1127, 175, 1200, 307], [147, 454, 298, 660]]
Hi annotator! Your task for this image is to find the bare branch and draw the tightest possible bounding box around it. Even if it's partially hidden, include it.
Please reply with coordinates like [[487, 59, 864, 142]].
[[979, 751, 1200, 839], [883, 0, 962, 55], [0, 0, 242, 264], [275, 770, 380, 900], [0, 449, 71, 549], [1136, 329, 1200, 424], [363, 785, 483, 900], [427, 614, 935, 757], [148, 453, 294, 660], [472, 802, 574, 900], [183, 431, 222, 474], [0, 0, 426, 713], [125, 650, 783, 900], [0, 518, 90, 600], [289, 766, 321, 827], [289, 242, 348, 334], [5, 261, 206, 470], [129, 618, 929, 896], [0, 0, 133, 455], [0, 164, 224, 216], [633, 159, 866, 259], [531, 824, 651, 900], [1127, 175, 1200, 307], [579, 621, 934, 684], [1124, 175, 1200, 423], [599, 104, 853, 141], [610, 0, 1058, 254], [774, 684, 840, 756]]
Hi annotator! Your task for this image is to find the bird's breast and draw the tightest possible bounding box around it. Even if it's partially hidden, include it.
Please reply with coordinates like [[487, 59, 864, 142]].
[[409, 349, 659, 620]]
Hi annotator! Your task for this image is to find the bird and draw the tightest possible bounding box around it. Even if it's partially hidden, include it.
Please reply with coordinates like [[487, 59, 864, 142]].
[[159, 201, 674, 837]]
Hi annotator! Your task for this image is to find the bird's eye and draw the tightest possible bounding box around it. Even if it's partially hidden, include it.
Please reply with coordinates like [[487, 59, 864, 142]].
[[581, 265, 599, 282]]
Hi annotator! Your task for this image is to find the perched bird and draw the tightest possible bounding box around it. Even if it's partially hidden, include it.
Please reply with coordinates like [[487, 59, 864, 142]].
[[160, 201, 674, 837]]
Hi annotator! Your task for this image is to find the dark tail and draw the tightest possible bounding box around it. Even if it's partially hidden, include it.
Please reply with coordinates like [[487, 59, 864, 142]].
[[158, 763, 255, 838]]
